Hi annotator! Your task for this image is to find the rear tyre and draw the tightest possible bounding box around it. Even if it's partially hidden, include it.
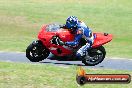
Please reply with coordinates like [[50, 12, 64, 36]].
[[82, 46, 106, 66], [26, 40, 50, 62]]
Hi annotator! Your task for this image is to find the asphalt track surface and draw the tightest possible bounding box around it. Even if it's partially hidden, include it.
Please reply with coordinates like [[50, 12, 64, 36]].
[[0, 51, 132, 71]]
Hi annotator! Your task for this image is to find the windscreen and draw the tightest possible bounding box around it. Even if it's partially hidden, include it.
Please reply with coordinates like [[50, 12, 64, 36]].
[[46, 23, 62, 32]]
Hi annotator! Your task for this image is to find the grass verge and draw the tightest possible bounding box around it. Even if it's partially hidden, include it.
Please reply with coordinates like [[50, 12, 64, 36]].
[[0, 61, 132, 88]]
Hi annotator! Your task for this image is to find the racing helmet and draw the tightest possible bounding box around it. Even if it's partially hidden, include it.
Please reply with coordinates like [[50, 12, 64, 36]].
[[66, 16, 78, 29]]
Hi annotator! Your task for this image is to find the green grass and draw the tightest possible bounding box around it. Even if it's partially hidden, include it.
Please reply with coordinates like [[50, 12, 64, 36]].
[[0, 1, 131, 87], [0, 0, 132, 58], [0, 61, 131, 88]]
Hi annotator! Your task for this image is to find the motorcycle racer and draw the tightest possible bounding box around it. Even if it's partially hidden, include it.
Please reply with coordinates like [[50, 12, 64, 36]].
[[26, 16, 112, 65], [60, 16, 94, 58]]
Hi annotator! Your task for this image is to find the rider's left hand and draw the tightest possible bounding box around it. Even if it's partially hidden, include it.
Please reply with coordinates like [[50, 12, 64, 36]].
[[58, 40, 65, 46]]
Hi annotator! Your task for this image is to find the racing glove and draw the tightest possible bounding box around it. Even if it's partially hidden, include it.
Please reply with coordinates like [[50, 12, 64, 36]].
[[51, 35, 65, 46], [58, 39, 65, 46]]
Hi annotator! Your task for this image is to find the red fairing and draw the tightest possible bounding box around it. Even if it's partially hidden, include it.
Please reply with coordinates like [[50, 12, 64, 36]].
[[92, 33, 113, 48], [38, 25, 112, 56], [38, 25, 75, 56]]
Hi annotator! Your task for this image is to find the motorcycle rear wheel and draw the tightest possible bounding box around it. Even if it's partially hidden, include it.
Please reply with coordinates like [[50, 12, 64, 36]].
[[26, 40, 50, 62], [82, 46, 106, 66]]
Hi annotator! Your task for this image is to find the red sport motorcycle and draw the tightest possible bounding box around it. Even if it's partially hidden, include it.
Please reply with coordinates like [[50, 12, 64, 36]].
[[26, 23, 112, 66]]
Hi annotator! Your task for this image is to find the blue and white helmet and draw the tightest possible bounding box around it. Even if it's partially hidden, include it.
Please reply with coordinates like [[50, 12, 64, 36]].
[[66, 16, 78, 29]]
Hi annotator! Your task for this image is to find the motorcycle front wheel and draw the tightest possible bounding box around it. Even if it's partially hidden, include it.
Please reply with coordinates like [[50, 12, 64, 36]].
[[26, 40, 50, 62], [82, 46, 106, 66]]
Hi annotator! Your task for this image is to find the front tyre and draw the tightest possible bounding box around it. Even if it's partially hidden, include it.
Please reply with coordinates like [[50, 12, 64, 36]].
[[26, 40, 50, 62], [82, 46, 106, 66]]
